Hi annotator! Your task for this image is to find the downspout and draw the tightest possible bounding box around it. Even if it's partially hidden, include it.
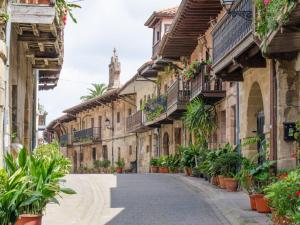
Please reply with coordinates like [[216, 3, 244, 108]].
[[270, 59, 277, 163], [135, 133, 138, 173], [236, 83, 241, 154], [111, 101, 115, 166]]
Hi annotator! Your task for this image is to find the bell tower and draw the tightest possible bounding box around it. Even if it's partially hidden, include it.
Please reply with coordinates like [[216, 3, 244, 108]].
[[108, 48, 121, 90]]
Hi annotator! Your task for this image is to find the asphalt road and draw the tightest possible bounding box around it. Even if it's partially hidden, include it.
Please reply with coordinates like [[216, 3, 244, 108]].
[[43, 174, 232, 225]]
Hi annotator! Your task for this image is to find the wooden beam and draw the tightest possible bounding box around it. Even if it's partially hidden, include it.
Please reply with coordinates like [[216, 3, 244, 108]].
[[38, 42, 45, 52], [32, 24, 40, 36]]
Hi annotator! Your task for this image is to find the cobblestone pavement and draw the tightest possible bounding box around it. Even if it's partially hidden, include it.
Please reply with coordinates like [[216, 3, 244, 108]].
[[43, 174, 233, 225]]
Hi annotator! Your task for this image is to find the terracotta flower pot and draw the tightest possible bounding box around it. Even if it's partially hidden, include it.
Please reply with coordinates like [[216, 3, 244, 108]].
[[218, 175, 226, 189], [277, 173, 288, 180], [169, 168, 179, 173], [211, 176, 219, 186], [249, 194, 260, 210], [159, 166, 169, 173], [184, 167, 192, 176], [255, 194, 271, 213], [151, 166, 159, 173], [224, 177, 238, 192], [116, 167, 123, 174], [15, 214, 42, 225]]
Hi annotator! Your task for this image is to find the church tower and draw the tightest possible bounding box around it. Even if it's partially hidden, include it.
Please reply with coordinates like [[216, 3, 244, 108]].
[[108, 48, 121, 90]]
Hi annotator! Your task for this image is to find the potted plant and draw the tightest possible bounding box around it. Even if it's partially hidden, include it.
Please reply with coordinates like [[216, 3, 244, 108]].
[[102, 159, 111, 173], [158, 156, 169, 173], [115, 158, 125, 174], [265, 168, 300, 225], [150, 158, 159, 173], [179, 145, 199, 176], [0, 143, 76, 225], [167, 154, 180, 173]]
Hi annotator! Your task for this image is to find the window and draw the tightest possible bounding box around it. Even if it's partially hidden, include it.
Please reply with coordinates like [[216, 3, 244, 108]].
[[128, 108, 132, 116], [92, 148, 97, 161], [146, 145, 150, 153], [129, 145, 132, 155], [117, 112, 120, 123], [165, 24, 171, 33], [98, 116, 102, 128], [103, 146, 108, 160], [156, 31, 160, 42], [91, 118, 94, 128], [82, 121, 85, 129]]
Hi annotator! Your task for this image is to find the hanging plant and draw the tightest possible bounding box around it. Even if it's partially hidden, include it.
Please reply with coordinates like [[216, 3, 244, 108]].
[[255, 0, 296, 42], [56, 0, 81, 25], [183, 61, 202, 81], [143, 95, 167, 121]]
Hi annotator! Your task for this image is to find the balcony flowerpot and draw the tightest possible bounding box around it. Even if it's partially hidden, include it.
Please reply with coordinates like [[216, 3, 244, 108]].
[[15, 214, 42, 225], [159, 166, 169, 173], [151, 166, 159, 173], [184, 167, 192, 176], [218, 175, 226, 189], [211, 176, 219, 186], [116, 167, 123, 174], [224, 177, 238, 192], [255, 194, 271, 213]]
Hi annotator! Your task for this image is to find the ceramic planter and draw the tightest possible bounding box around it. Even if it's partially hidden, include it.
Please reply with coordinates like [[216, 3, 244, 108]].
[[249, 194, 260, 210], [116, 167, 123, 174], [184, 167, 192, 176], [218, 175, 226, 189], [255, 194, 271, 213], [151, 166, 159, 173], [15, 214, 42, 225], [224, 178, 238, 192], [159, 166, 169, 173]]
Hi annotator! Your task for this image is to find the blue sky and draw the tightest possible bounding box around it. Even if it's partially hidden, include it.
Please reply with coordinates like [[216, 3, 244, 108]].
[[39, 0, 181, 123]]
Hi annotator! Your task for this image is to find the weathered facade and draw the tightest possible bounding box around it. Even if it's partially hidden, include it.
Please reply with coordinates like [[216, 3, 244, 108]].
[[0, 0, 65, 167]]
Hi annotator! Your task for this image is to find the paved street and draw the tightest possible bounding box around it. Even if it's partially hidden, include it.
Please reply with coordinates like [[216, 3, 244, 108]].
[[43, 174, 232, 225]]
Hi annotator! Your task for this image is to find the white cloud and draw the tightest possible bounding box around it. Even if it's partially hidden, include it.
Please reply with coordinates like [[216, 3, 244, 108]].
[[39, 0, 181, 123]]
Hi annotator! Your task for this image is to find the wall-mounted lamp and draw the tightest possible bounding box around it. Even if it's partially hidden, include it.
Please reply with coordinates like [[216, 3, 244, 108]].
[[220, 0, 252, 21]]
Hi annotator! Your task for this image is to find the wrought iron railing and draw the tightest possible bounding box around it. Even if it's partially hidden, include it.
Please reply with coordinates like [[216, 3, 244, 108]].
[[72, 127, 101, 143], [60, 134, 68, 147], [126, 110, 145, 131], [190, 65, 223, 100], [167, 79, 190, 110], [212, 0, 253, 65]]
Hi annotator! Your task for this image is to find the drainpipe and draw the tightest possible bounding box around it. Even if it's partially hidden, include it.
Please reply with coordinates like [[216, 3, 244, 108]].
[[111, 101, 115, 166], [236, 83, 241, 154], [270, 59, 277, 163], [135, 133, 138, 173]]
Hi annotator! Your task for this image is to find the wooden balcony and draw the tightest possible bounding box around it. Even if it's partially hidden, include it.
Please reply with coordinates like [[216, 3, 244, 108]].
[[212, 0, 266, 81], [126, 110, 150, 133], [190, 65, 225, 104], [167, 79, 190, 119], [72, 127, 102, 145], [11, 0, 64, 90]]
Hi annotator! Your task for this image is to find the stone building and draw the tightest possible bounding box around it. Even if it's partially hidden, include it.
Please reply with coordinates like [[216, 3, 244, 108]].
[[47, 50, 137, 172], [0, 0, 65, 167]]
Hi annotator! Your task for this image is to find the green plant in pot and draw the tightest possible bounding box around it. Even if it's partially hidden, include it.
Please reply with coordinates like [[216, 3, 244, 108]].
[[179, 145, 199, 176], [101, 159, 111, 173], [150, 158, 159, 173], [158, 156, 169, 173], [167, 154, 180, 173], [115, 158, 125, 174], [0, 143, 76, 225]]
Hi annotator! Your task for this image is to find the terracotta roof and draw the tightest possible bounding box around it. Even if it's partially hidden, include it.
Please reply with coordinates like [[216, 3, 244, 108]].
[[159, 0, 222, 58], [46, 114, 75, 131], [145, 6, 178, 28], [63, 88, 120, 115]]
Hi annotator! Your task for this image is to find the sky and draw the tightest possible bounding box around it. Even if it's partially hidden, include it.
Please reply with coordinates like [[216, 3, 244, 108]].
[[39, 0, 181, 124]]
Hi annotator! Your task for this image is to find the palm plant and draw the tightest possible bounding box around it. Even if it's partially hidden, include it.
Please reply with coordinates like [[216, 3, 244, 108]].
[[183, 97, 216, 146], [80, 83, 107, 101]]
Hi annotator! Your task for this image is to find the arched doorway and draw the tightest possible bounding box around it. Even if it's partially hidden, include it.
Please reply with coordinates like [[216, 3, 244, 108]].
[[163, 132, 169, 155], [247, 82, 265, 163]]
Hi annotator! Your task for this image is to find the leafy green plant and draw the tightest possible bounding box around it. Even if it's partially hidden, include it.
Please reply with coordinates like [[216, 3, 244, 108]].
[[265, 168, 300, 224], [158, 156, 168, 167], [179, 145, 199, 168], [56, 0, 81, 24], [183, 97, 216, 146], [150, 158, 159, 167], [255, 0, 296, 48], [115, 158, 125, 169], [167, 154, 180, 172], [101, 159, 111, 168], [143, 95, 167, 121]]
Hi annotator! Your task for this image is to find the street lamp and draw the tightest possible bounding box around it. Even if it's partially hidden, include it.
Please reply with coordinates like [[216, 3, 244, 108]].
[[105, 118, 114, 130], [220, 0, 252, 21]]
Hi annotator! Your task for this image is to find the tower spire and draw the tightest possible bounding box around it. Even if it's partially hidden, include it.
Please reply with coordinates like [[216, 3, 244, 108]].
[[108, 48, 121, 90]]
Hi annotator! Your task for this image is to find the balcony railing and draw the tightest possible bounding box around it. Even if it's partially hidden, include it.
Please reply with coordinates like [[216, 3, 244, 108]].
[[190, 65, 224, 101], [126, 110, 146, 132], [60, 134, 68, 147], [212, 0, 252, 65], [72, 127, 101, 144], [167, 79, 190, 112]]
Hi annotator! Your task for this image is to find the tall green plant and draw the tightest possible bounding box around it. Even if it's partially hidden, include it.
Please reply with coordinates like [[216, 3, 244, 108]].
[[80, 83, 107, 101], [183, 97, 216, 145]]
